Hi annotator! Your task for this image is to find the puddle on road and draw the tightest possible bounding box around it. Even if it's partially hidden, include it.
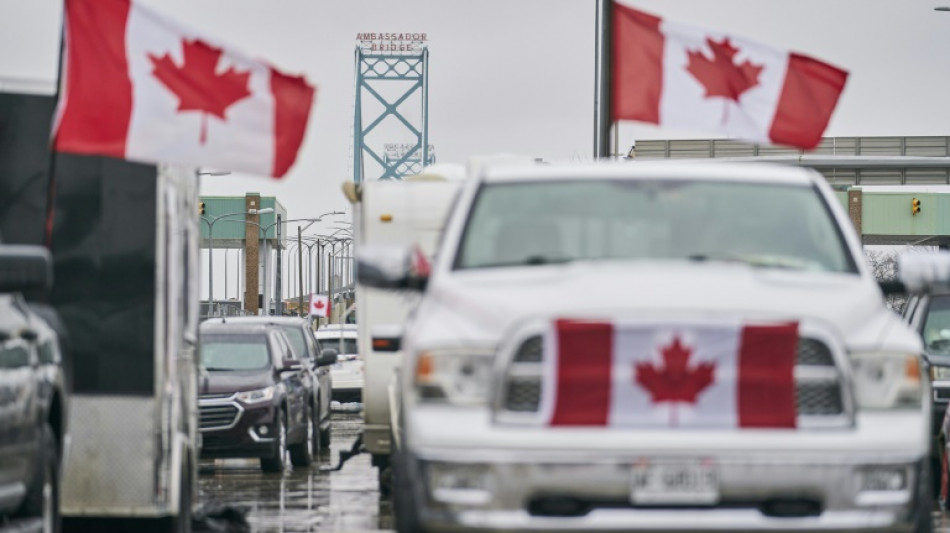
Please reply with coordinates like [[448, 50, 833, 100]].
[[198, 412, 392, 533]]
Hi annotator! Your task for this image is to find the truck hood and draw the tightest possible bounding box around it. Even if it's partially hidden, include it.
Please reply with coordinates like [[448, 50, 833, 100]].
[[199, 369, 273, 396], [409, 261, 918, 353]]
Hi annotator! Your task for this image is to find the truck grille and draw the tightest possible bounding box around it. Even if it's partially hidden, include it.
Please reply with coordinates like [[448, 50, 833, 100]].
[[199, 403, 240, 430], [499, 335, 847, 423]]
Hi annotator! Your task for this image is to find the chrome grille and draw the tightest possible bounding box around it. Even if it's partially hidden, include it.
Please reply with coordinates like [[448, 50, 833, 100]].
[[796, 382, 844, 415], [199, 404, 239, 430], [797, 338, 835, 366], [200, 392, 234, 400], [506, 377, 542, 412], [514, 335, 543, 362]]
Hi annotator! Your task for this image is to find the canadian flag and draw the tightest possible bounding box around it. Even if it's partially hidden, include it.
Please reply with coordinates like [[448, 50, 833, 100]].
[[53, 0, 316, 178], [544, 320, 798, 429], [309, 294, 330, 318], [612, 2, 848, 150]]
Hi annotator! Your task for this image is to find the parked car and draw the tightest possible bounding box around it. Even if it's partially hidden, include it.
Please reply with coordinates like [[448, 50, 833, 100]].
[[0, 243, 69, 531], [904, 290, 950, 506], [198, 321, 325, 472], [205, 316, 336, 448], [360, 160, 935, 533], [316, 325, 362, 401]]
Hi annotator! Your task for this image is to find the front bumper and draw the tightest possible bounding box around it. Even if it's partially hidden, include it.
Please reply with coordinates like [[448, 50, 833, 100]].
[[199, 400, 279, 459], [410, 454, 924, 532], [404, 409, 929, 532]]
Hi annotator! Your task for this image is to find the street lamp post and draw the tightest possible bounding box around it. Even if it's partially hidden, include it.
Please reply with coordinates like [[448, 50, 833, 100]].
[[225, 211, 344, 316], [200, 207, 273, 317]]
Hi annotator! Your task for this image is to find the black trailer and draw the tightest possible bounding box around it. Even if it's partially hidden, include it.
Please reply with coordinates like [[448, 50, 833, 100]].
[[0, 79, 199, 530]]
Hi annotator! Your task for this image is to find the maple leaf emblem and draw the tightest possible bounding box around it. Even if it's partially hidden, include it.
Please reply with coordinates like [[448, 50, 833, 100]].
[[686, 37, 763, 103], [149, 39, 252, 144], [635, 336, 715, 405], [313, 300, 325, 309]]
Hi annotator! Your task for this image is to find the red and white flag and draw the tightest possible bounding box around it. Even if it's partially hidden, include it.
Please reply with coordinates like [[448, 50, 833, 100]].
[[53, 0, 316, 178], [612, 3, 847, 149], [309, 294, 330, 318], [545, 320, 798, 429]]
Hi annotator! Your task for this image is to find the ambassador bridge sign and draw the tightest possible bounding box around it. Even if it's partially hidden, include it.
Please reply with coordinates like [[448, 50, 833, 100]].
[[356, 32, 427, 53]]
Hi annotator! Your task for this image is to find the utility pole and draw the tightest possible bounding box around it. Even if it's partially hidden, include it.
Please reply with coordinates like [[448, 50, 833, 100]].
[[275, 214, 282, 315], [298, 225, 305, 317]]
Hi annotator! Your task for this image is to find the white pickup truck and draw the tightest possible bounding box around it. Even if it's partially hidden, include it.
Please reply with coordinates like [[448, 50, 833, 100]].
[[358, 160, 941, 532]]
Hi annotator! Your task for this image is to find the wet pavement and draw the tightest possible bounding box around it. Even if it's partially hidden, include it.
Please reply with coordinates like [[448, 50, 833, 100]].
[[198, 409, 392, 533]]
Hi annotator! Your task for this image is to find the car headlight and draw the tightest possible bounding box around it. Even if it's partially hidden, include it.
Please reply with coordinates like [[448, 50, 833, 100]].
[[931, 365, 950, 381], [414, 348, 495, 405], [850, 352, 923, 409], [236, 386, 276, 405]]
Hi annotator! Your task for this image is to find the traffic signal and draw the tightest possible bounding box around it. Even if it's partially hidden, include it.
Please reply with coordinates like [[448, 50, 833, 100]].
[[199, 201, 206, 215], [912, 198, 921, 215]]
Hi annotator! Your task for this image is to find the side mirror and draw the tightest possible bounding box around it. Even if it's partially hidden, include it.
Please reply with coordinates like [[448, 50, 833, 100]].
[[896, 251, 950, 294], [318, 348, 339, 366], [281, 358, 302, 372], [0, 245, 52, 294], [357, 244, 429, 291]]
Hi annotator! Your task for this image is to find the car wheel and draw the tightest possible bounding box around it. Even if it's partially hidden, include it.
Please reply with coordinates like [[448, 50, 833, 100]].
[[319, 409, 332, 450], [169, 457, 193, 533], [392, 439, 427, 533], [916, 459, 934, 533], [290, 405, 314, 467], [261, 411, 289, 473], [17, 422, 60, 533]]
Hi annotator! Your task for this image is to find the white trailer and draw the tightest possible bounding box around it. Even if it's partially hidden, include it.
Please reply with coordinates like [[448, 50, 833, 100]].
[[55, 164, 200, 530], [345, 165, 465, 480]]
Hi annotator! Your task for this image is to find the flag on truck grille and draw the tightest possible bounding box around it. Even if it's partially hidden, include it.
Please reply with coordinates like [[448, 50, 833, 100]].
[[546, 320, 798, 428], [53, 0, 316, 178], [611, 2, 847, 150]]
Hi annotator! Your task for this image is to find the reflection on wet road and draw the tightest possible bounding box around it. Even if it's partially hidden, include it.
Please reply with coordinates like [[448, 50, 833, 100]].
[[198, 411, 392, 532]]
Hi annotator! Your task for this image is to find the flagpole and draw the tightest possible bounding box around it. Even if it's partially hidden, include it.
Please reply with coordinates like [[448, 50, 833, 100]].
[[593, 0, 612, 159], [45, 1, 67, 249]]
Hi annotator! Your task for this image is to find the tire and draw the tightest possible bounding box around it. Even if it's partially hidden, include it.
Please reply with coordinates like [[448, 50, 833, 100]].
[[169, 458, 193, 533], [319, 409, 332, 450], [941, 445, 949, 511], [289, 405, 314, 467], [17, 422, 60, 533], [392, 443, 427, 533], [916, 459, 934, 533], [260, 411, 289, 473]]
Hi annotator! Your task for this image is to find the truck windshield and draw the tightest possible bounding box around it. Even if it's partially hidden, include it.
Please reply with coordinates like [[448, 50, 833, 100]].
[[320, 337, 357, 355], [924, 295, 950, 355], [455, 179, 855, 273], [201, 334, 271, 371]]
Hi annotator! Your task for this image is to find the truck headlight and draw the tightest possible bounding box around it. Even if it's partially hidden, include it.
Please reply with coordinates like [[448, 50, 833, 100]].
[[850, 352, 923, 409], [931, 366, 950, 381], [414, 348, 494, 405], [236, 386, 276, 405]]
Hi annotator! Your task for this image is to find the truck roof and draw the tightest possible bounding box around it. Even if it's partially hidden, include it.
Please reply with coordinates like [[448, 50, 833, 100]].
[[477, 160, 820, 186]]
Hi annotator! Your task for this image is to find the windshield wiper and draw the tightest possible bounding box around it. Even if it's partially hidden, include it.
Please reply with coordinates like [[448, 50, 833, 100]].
[[687, 253, 816, 271], [479, 255, 573, 268]]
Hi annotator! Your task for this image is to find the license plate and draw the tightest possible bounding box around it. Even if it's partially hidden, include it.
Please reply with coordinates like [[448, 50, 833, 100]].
[[630, 460, 718, 505]]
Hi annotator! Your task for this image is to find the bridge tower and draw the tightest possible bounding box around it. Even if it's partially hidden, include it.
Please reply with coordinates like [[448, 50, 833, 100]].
[[352, 34, 432, 183]]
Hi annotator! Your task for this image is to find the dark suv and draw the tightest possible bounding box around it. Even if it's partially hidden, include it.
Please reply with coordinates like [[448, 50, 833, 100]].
[[208, 316, 335, 448], [0, 244, 69, 530], [198, 321, 333, 472], [902, 292, 950, 502]]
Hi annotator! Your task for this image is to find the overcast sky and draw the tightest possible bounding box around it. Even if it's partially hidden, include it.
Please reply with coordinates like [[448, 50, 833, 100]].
[[2, 1, 950, 295]]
